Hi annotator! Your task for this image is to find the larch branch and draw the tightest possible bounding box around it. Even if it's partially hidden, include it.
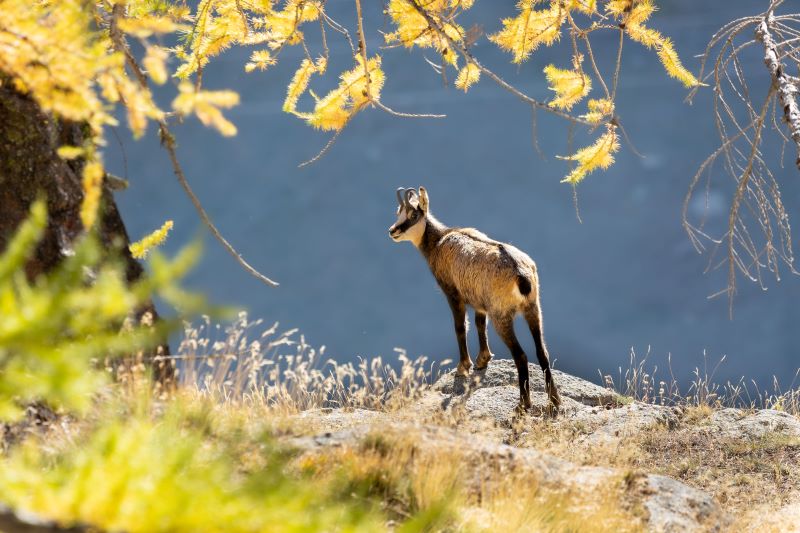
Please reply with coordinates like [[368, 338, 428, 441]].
[[354, 0, 444, 120], [107, 6, 279, 287], [408, 0, 591, 126]]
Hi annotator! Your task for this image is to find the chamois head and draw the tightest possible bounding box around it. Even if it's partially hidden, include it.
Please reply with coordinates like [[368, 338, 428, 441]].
[[389, 187, 429, 245]]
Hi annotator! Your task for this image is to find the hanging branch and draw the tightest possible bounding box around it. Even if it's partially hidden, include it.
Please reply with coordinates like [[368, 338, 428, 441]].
[[685, 0, 800, 313], [158, 126, 279, 287], [108, 6, 279, 287]]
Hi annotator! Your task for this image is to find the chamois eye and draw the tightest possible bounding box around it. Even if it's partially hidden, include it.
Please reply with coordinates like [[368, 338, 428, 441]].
[[410, 211, 419, 220]]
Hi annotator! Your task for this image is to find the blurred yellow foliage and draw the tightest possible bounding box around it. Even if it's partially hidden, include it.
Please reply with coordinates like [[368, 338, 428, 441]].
[[0, 201, 200, 421], [0, 397, 383, 532], [80, 161, 105, 230], [172, 83, 240, 136]]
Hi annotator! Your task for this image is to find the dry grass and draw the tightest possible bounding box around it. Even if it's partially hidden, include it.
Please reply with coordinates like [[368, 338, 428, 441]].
[[102, 317, 799, 530], [145, 315, 649, 530], [294, 427, 641, 533], [599, 347, 800, 415], [173, 312, 440, 413], [636, 425, 800, 516], [508, 404, 800, 528]]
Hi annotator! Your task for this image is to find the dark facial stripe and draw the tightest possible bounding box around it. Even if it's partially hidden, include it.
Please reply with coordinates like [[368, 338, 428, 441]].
[[394, 210, 421, 233]]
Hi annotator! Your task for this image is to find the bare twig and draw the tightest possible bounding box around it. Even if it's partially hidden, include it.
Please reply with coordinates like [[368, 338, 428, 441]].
[[298, 127, 345, 168], [530, 106, 545, 160], [373, 99, 445, 119], [725, 89, 773, 315], [158, 126, 279, 286]]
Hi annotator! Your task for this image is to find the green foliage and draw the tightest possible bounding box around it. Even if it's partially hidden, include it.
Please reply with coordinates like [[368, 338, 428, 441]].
[[0, 204, 430, 533], [0, 199, 201, 421], [0, 395, 382, 532]]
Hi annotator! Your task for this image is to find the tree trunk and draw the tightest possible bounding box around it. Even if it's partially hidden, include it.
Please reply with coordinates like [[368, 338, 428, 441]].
[[0, 81, 173, 383]]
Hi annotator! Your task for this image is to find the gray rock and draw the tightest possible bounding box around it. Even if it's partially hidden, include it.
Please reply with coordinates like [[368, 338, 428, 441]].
[[569, 402, 679, 445], [640, 474, 729, 532], [434, 358, 618, 406], [460, 385, 585, 426], [294, 408, 389, 433], [699, 408, 800, 439], [288, 426, 370, 450]]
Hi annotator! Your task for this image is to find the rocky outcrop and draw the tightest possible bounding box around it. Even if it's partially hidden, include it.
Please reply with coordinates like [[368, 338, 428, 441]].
[[696, 408, 800, 439], [433, 359, 675, 445], [434, 359, 619, 406], [568, 402, 680, 446], [283, 360, 800, 532], [636, 475, 726, 533], [289, 423, 729, 532]]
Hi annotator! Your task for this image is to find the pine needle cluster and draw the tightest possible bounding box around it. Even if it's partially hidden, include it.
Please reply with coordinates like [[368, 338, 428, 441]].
[[559, 124, 620, 184], [282, 54, 385, 131], [385, 0, 475, 67], [543, 54, 592, 111]]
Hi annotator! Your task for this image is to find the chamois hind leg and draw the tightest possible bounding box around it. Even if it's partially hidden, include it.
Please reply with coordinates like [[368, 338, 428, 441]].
[[474, 311, 494, 369], [492, 314, 531, 409], [523, 300, 561, 412], [446, 293, 472, 377]]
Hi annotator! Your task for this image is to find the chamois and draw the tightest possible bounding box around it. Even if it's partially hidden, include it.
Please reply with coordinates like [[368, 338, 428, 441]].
[[389, 187, 560, 412]]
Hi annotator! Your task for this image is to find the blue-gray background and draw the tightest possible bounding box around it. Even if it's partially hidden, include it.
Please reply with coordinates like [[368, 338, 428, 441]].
[[109, 1, 800, 389]]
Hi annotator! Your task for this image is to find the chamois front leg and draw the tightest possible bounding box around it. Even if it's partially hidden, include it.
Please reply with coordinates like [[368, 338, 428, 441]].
[[474, 311, 494, 370], [446, 293, 472, 377]]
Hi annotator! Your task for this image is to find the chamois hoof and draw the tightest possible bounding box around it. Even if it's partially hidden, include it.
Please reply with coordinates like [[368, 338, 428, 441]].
[[547, 385, 562, 411], [474, 351, 494, 370], [455, 363, 471, 377], [516, 395, 532, 414]]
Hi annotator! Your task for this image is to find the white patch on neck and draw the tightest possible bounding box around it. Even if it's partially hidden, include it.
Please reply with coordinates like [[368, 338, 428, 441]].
[[406, 218, 426, 247]]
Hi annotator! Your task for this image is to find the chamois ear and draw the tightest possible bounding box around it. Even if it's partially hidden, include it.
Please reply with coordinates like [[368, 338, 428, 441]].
[[418, 186, 429, 213]]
